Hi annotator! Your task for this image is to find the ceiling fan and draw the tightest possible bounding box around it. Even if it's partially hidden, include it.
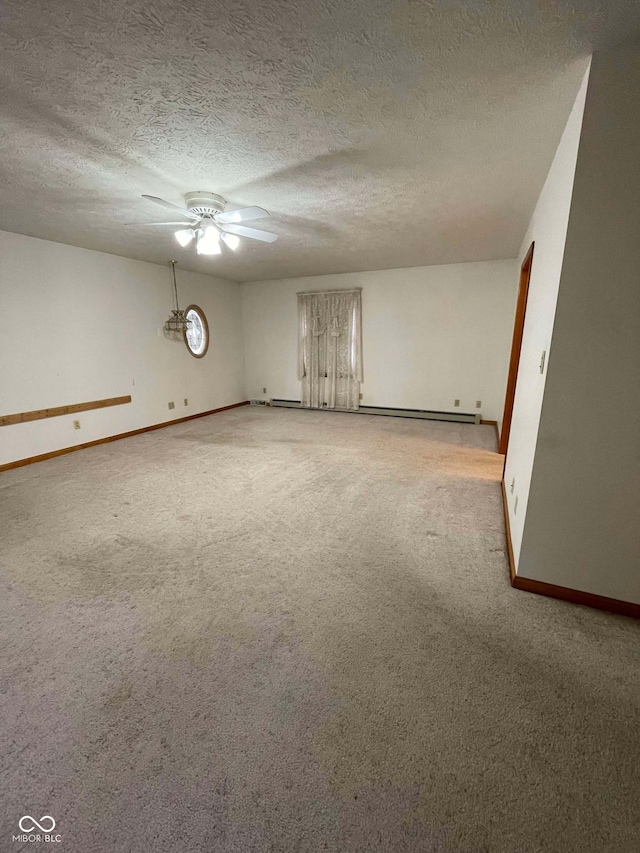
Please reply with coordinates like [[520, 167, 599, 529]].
[[137, 191, 278, 255]]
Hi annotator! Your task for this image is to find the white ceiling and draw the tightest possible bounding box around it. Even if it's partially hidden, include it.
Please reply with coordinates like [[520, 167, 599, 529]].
[[1, 1, 639, 282]]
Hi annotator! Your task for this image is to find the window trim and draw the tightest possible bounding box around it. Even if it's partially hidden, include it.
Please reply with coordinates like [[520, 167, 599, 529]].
[[183, 304, 209, 359]]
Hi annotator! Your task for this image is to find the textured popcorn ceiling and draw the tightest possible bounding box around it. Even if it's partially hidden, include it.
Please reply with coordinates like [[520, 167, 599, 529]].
[[1, 1, 639, 282]]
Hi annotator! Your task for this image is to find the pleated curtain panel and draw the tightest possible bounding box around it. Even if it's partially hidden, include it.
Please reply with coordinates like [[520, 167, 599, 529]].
[[297, 289, 363, 410]]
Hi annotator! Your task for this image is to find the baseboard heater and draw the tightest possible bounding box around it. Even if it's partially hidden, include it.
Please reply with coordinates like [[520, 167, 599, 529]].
[[268, 399, 480, 424]]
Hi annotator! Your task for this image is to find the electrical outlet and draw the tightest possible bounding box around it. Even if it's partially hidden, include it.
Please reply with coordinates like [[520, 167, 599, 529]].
[[514, 495, 519, 514], [510, 477, 515, 494], [454, 399, 460, 407], [73, 420, 81, 430], [262, 387, 267, 394], [359, 392, 363, 400], [184, 398, 189, 407], [476, 400, 482, 408], [168, 401, 175, 410]]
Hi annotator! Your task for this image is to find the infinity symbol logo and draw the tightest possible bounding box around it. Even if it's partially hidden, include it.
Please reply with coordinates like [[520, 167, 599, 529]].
[[19, 815, 56, 833]]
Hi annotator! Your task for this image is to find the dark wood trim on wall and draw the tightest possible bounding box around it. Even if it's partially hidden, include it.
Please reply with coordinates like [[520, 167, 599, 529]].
[[0, 401, 250, 473], [511, 574, 640, 619], [500, 480, 640, 619], [0, 395, 132, 427], [499, 242, 535, 456]]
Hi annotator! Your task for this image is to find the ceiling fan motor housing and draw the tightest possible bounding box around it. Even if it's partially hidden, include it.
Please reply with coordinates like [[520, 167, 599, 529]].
[[184, 191, 226, 217]]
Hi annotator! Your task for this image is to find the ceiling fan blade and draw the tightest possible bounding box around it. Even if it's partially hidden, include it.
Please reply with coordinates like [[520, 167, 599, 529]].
[[217, 206, 270, 224], [141, 195, 199, 220], [221, 224, 278, 243], [126, 221, 196, 226]]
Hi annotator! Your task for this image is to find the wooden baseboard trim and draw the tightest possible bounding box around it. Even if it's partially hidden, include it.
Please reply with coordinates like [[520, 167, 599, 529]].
[[500, 479, 517, 584], [480, 419, 500, 450], [500, 479, 639, 619], [0, 401, 250, 473], [511, 573, 640, 619]]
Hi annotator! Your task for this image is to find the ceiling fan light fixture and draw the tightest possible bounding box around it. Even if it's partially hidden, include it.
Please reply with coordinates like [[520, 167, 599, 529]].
[[196, 226, 221, 255], [175, 228, 195, 247], [140, 192, 277, 255], [222, 232, 241, 251]]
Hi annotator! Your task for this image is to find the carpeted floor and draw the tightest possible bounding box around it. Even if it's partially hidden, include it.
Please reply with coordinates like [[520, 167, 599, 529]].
[[1, 406, 639, 852]]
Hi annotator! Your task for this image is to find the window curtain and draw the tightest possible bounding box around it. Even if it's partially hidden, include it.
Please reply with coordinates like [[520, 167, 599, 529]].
[[297, 289, 363, 410]]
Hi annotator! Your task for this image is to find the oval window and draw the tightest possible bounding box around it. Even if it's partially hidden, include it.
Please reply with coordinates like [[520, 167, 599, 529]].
[[184, 305, 209, 358]]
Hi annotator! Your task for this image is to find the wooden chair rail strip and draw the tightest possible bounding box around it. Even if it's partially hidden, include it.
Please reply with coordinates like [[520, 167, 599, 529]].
[[0, 401, 250, 472], [0, 396, 132, 427]]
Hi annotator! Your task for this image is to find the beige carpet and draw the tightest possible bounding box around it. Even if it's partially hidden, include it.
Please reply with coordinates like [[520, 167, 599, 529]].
[[1, 406, 639, 852]]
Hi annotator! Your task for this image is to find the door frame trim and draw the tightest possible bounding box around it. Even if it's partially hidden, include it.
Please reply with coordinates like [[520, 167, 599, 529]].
[[499, 242, 535, 455]]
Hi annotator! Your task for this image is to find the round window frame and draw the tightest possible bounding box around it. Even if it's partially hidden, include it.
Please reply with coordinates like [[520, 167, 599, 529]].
[[183, 305, 210, 359]]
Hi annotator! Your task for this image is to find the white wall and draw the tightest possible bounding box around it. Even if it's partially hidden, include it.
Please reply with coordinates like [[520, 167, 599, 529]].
[[503, 66, 590, 565], [517, 41, 640, 603], [0, 231, 245, 466], [242, 260, 518, 422]]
